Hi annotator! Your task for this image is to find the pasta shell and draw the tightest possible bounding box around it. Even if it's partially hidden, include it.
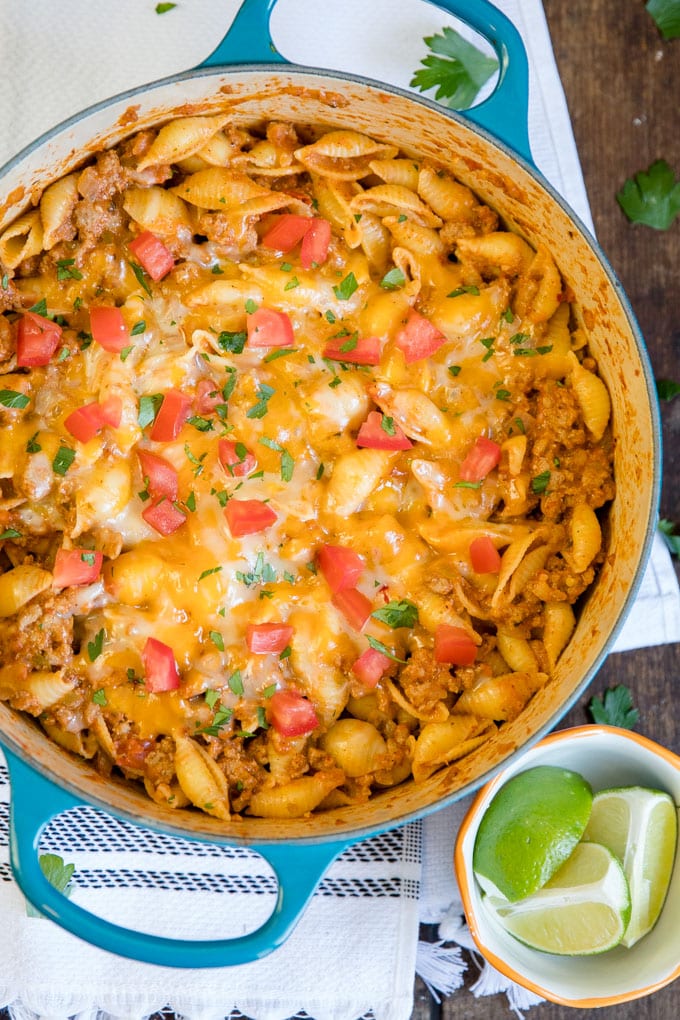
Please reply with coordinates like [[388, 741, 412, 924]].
[[345, 211, 391, 273], [0, 564, 52, 617], [368, 158, 420, 190], [136, 115, 229, 170], [40, 173, 79, 249], [325, 449, 396, 516], [41, 719, 98, 759], [0, 210, 44, 268], [383, 215, 446, 257], [417, 166, 478, 221], [123, 186, 191, 236], [455, 232, 534, 278], [311, 175, 362, 234], [372, 382, 453, 447], [385, 679, 450, 724], [567, 352, 611, 440], [513, 244, 563, 323], [566, 503, 602, 573], [496, 630, 539, 672], [23, 670, 76, 712], [542, 601, 576, 669], [321, 719, 387, 777], [412, 716, 495, 782], [246, 771, 344, 818], [174, 735, 230, 820], [350, 185, 443, 228], [171, 167, 270, 210], [295, 131, 398, 180], [452, 671, 547, 721]]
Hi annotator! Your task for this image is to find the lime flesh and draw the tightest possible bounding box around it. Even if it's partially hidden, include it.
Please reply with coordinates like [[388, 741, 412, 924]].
[[582, 786, 678, 946], [473, 765, 593, 902], [484, 841, 631, 955]]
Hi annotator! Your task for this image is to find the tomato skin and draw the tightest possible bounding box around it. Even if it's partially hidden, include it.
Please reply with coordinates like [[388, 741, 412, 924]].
[[137, 449, 179, 501], [98, 395, 123, 428], [52, 548, 103, 588], [16, 312, 62, 367], [129, 230, 175, 281], [218, 439, 257, 477], [261, 214, 311, 252], [332, 587, 373, 630], [194, 378, 223, 415], [469, 535, 502, 573], [322, 334, 381, 366], [394, 310, 447, 364], [352, 646, 391, 688], [142, 636, 181, 693], [318, 543, 365, 593], [459, 436, 502, 482], [142, 498, 186, 536], [64, 403, 106, 443], [267, 689, 319, 737], [224, 498, 277, 537], [149, 389, 192, 442], [246, 622, 294, 654], [300, 217, 331, 268], [90, 306, 129, 353], [246, 307, 295, 348], [434, 624, 478, 666], [356, 411, 413, 451]]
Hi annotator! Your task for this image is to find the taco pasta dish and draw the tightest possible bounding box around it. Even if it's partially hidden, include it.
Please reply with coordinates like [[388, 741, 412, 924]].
[[0, 116, 614, 820]]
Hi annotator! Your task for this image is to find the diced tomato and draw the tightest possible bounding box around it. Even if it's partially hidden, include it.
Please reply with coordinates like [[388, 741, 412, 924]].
[[300, 217, 331, 269], [90, 306, 129, 353], [459, 436, 502, 482], [137, 449, 179, 501], [332, 587, 373, 631], [98, 395, 123, 428], [318, 543, 365, 593], [246, 622, 294, 654], [129, 230, 175, 281], [469, 535, 502, 574], [246, 307, 294, 348], [267, 689, 319, 737], [356, 411, 413, 451], [224, 498, 277, 537], [194, 378, 222, 415], [15, 311, 62, 367], [64, 395, 123, 443], [218, 439, 257, 478], [261, 214, 311, 252], [352, 646, 391, 688], [322, 334, 381, 366], [142, 636, 181, 692], [149, 389, 192, 442], [52, 548, 103, 588], [434, 624, 478, 666], [64, 403, 107, 443], [394, 310, 447, 364], [142, 498, 186, 535]]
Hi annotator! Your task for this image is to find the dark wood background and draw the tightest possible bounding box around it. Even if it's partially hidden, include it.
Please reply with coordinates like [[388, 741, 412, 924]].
[[419, 1, 680, 1018]]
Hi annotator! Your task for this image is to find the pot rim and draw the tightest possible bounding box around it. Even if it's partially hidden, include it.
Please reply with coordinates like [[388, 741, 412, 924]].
[[0, 61, 662, 847]]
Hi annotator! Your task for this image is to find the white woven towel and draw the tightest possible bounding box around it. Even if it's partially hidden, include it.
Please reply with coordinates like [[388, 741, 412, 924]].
[[0, 2, 678, 1019]]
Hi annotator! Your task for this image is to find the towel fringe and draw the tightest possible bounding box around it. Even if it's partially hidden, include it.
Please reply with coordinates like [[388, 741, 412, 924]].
[[415, 940, 466, 1003]]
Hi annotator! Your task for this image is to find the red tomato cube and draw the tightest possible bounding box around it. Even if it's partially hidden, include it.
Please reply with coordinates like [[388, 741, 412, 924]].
[[64, 403, 107, 444], [142, 636, 181, 692], [129, 231, 175, 281], [394, 310, 447, 364], [149, 389, 192, 442], [246, 307, 295, 348], [351, 646, 392, 688], [224, 499, 277, 537], [434, 625, 478, 666], [142, 498, 186, 536], [356, 411, 413, 451], [267, 689, 319, 737], [322, 334, 381, 366], [246, 622, 294, 654], [16, 312, 62, 367], [332, 587, 373, 631], [218, 439, 257, 478], [317, 544, 365, 593], [137, 449, 179, 501], [459, 436, 502, 482], [52, 548, 103, 588], [300, 217, 331, 268], [469, 535, 502, 573], [261, 214, 311, 252], [90, 306, 129, 353]]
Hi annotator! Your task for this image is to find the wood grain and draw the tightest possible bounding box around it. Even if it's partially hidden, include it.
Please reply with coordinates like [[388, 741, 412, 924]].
[[429, 3, 680, 1018]]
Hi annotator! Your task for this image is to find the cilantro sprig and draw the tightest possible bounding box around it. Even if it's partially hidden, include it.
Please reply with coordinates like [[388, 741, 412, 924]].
[[646, 0, 680, 39], [617, 159, 680, 230], [410, 26, 499, 110], [588, 685, 639, 729]]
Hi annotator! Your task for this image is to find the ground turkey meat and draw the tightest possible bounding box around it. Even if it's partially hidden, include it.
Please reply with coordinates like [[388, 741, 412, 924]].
[[397, 645, 460, 715]]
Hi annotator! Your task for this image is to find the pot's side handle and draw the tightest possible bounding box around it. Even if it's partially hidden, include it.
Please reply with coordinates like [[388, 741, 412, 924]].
[[198, 0, 532, 164], [5, 750, 347, 967]]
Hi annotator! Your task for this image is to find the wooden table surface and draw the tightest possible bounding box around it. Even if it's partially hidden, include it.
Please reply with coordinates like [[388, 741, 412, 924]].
[[414, 2, 680, 1018]]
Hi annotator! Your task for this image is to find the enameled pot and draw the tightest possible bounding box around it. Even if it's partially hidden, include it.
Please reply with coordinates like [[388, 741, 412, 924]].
[[0, 0, 660, 966]]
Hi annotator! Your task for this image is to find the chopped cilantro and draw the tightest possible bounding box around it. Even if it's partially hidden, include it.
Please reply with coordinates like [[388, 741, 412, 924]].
[[588, 685, 639, 729], [218, 330, 247, 354], [447, 285, 480, 297], [366, 634, 406, 663], [209, 630, 225, 651], [52, 446, 76, 476], [380, 267, 406, 291], [138, 393, 163, 429], [92, 688, 107, 706], [0, 389, 30, 410], [228, 670, 244, 697], [87, 628, 105, 662], [0, 528, 21, 540], [333, 271, 358, 301], [371, 599, 419, 629], [130, 320, 146, 336], [246, 384, 275, 419], [531, 470, 551, 494], [129, 260, 152, 296]]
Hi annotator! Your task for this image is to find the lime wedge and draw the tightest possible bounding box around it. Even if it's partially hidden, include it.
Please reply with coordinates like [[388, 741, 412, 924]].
[[582, 786, 678, 947], [483, 841, 631, 955], [473, 765, 593, 901]]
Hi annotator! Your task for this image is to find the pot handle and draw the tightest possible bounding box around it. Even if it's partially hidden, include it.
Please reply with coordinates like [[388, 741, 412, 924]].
[[199, 0, 532, 163], [5, 749, 348, 967]]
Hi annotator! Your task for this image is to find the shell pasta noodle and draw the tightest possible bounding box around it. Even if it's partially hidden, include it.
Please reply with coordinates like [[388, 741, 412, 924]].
[[0, 115, 615, 821]]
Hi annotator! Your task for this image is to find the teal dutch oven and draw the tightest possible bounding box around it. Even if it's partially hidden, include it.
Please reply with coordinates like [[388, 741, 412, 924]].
[[0, 0, 660, 968]]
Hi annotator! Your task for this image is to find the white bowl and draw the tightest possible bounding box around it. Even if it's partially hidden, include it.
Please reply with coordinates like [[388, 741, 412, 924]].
[[454, 725, 680, 1007]]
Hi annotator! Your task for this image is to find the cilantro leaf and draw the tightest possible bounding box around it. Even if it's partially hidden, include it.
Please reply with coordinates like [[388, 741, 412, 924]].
[[333, 272, 358, 301], [26, 853, 76, 916], [588, 685, 639, 729], [617, 159, 680, 230], [656, 378, 680, 401], [0, 389, 30, 409], [659, 518, 680, 556], [156, 2, 177, 11], [410, 26, 499, 110], [646, 0, 680, 38], [371, 599, 419, 629]]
